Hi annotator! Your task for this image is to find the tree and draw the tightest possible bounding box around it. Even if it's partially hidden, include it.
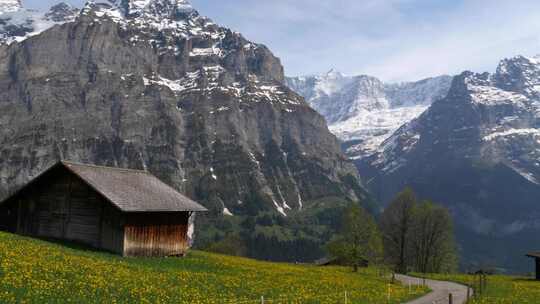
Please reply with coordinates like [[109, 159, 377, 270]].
[[410, 201, 458, 274], [326, 203, 383, 272], [379, 188, 417, 273], [205, 234, 248, 257]]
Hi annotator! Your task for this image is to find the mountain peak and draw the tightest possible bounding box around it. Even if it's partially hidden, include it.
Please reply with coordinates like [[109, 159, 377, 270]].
[[0, 0, 22, 14], [493, 55, 540, 97], [0, 1, 78, 45], [286, 72, 452, 157], [325, 68, 345, 78], [496, 55, 540, 71], [99, 0, 195, 18], [45, 2, 79, 22]]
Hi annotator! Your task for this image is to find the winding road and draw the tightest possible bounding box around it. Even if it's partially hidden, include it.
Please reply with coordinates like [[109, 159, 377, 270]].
[[396, 274, 472, 304]]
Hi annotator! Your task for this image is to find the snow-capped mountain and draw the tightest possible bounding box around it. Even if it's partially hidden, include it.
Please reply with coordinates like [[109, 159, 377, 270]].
[[44, 3, 79, 22], [358, 55, 540, 272], [0, 1, 78, 45], [0, 0, 370, 247], [367, 55, 540, 189], [103, 0, 194, 16], [0, 0, 21, 14], [286, 73, 452, 158]]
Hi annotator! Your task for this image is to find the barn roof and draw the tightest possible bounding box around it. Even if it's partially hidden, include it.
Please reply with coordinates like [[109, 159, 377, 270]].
[[527, 252, 540, 259], [2, 161, 207, 213]]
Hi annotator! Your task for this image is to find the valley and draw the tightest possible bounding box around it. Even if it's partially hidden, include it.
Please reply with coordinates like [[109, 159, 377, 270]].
[[0, 1, 539, 302]]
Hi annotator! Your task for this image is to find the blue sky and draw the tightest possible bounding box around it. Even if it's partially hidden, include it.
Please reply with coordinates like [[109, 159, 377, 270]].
[[25, 0, 540, 82]]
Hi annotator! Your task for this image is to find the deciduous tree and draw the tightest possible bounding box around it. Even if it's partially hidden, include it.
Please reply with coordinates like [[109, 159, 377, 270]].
[[327, 204, 383, 272], [410, 201, 458, 273], [379, 188, 417, 273]]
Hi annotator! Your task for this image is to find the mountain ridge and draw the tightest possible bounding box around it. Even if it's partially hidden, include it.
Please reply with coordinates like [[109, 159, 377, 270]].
[[286, 72, 452, 158], [358, 55, 540, 271], [0, 0, 370, 229]]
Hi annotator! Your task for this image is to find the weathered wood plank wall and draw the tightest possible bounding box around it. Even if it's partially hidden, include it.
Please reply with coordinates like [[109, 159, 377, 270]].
[[66, 179, 103, 246], [0, 203, 17, 232], [10, 168, 119, 251], [536, 258, 540, 280], [100, 204, 124, 255], [123, 213, 190, 257]]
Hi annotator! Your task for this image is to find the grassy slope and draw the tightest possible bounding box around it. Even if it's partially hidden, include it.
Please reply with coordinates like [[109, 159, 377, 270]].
[[419, 273, 540, 303], [0, 232, 427, 303]]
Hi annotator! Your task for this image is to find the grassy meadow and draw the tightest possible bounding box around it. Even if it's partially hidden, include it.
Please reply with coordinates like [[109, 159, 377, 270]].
[[0, 232, 427, 303], [419, 273, 540, 303]]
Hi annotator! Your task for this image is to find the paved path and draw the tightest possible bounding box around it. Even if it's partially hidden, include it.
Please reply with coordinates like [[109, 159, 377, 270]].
[[396, 274, 472, 304]]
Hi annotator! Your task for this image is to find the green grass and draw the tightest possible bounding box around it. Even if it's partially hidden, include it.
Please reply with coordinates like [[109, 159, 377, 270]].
[[0, 232, 427, 303], [418, 273, 540, 303]]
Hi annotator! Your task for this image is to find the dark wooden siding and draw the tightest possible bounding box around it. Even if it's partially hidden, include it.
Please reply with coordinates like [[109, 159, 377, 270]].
[[65, 179, 103, 246], [3, 167, 124, 254], [100, 204, 124, 255], [0, 203, 17, 232], [32, 174, 72, 239], [536, 258, 540, 280], [123, 212, 190, 257]]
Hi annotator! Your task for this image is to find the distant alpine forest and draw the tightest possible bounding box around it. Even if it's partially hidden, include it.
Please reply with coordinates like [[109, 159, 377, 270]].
[[199, 188, 458, 275]]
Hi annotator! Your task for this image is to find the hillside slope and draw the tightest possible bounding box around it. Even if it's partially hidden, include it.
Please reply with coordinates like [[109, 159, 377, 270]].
[[0, 232, 426, 303]]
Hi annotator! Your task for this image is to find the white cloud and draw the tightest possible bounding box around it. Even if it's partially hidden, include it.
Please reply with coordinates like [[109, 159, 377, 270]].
[[357, 0, 540, 81], [193, 0, 540, 81]]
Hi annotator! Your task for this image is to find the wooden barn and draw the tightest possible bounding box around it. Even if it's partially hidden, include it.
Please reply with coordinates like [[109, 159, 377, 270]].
[[0, 161, 207, 257], [526, 252, 540, 280]]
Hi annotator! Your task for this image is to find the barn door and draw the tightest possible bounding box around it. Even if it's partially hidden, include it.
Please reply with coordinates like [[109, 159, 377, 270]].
[[33, 177, 71, 239], [54, 178, 71, 238], [60, 194, 70, 238], [16, 198, 36, 235], [49, 193, 70, 239], [63, 178, 101, 247], [34, 194, 69, 239]]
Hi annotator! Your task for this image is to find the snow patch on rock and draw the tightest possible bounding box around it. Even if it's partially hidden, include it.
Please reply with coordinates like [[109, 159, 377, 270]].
[[0, 2, 78, 45], [483, 128, 540, 141], [467, 83, 528, 106], [0, 0, 21, 14], [287, 73, 451, 159], [223, 207, 233, 216], [331, 105, 428, 157]]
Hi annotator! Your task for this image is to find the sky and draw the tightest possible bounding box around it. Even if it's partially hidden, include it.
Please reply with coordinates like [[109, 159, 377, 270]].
[[24, 0, 540, 82]]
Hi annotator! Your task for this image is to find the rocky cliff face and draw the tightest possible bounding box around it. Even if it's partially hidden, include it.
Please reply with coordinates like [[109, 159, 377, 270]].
[[0, 0, 368, 221], [358, 56, 540, 272], [287, 72, 452, 158]]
